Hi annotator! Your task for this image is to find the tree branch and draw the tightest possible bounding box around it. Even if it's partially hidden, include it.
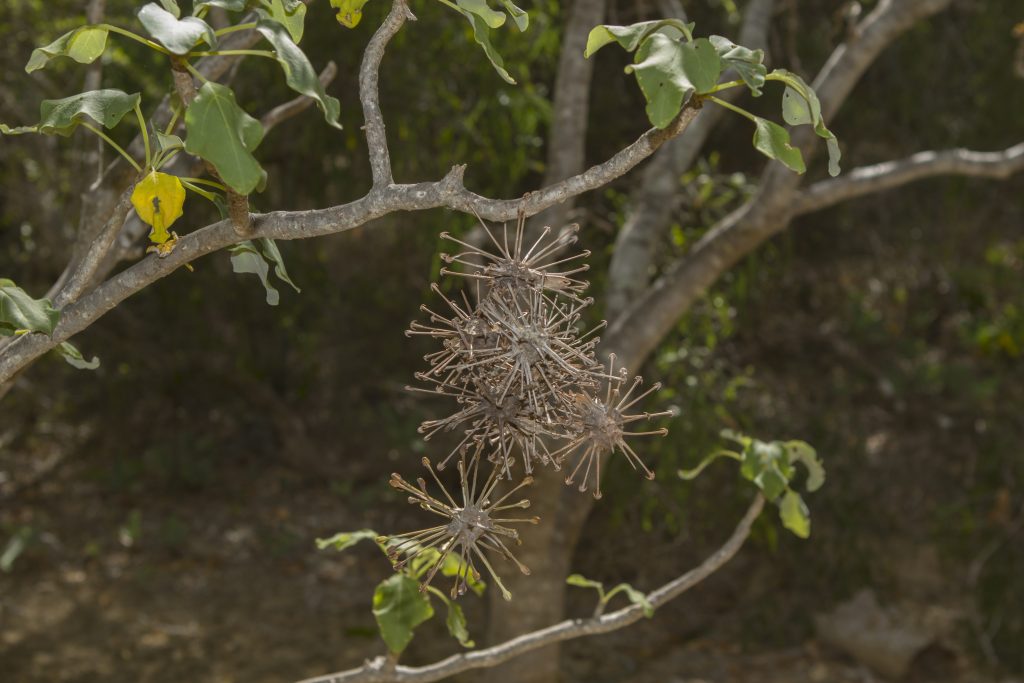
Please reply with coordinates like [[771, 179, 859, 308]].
[[791, 143, 1024, 216], [604, 0, 960, 373], [294, 494, 765, 683], [0, 102, 701, 384], [361, 0, 414, 189], [530, 0, 607, 232], [761, 0, 953, 197], [605, 0, 775, 319], [53, 186, 134, 308]]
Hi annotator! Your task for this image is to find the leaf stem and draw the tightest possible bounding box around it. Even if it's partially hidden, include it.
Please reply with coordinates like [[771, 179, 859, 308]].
[[80, 123, 142, 172], [215, 22, 257, 36], [187, 49, 277, 59], [97, 24, 171, 55], [179, 177, 227, 191], [180, 180, 218, 203], [182, 61, 210, 84], [706, 95, 758, 123], [163, 103, 183, 135], [704, 79, 746, 94], [134, 103, 151, 169], [154, 147, 181, 170]]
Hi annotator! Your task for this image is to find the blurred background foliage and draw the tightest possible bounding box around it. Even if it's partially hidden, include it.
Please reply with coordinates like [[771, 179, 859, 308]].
[[1, 0, 1022, 681]]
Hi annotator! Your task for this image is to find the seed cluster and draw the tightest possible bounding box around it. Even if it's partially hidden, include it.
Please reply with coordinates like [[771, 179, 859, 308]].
[[386, 212, 671, 599]]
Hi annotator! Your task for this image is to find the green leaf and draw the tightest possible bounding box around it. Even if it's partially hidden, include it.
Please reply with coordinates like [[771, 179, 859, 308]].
[[457, 0, 506, 29], [767, 68, 841, 176], [442, 596, 475, 648], [159, 0, 181, 18], [329, 0, 370, 28], [257, 0, 307, 43], [679, 38, 722, 94], [55, 341, 100, 370], [609, 583, 655, 618], [230, 241, 280, 305], [138, 3, 217, 55], [566, 573, 604, 591], [785, 441, 825, 492], [184, 81, 265, 194], [499, 0, 528, 31], [228, 238, 299, 305], [255, 20, 342, 128], [709, 35, 766, 95], [0, 527, 34, 573], [584, 20, 693, 58], [779, 490, 811, 538], [194, 0, 248, 13], [627, 33, 693, 129], [753, 466, 788, 501], [825, 137, 842, 178], [25, 27, 110, 73], [752, 117, 805, 174], [315, 529, 379, 552], [372, 574, 434, 654], [155, 130, 184, 154], [37, 89, 140, 137], [257, 238, 301, 294], [0, 279, 60, 336], [459, 9, 516, 84]]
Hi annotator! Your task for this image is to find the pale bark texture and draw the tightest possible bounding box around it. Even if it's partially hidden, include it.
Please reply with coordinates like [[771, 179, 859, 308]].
[[2, 1, 1023, 681]]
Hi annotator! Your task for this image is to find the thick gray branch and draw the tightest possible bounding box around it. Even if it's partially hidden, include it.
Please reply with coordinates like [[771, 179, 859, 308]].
[[53, 186, 134, 308], [294, 495, 765, 683], [0, 106, 701, 384], [792, 143, 1024, 216], [361, 0, 414, 188]]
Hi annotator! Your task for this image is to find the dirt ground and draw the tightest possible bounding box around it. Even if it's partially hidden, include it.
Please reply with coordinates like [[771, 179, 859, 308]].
[[1, 443, 1017, 683]]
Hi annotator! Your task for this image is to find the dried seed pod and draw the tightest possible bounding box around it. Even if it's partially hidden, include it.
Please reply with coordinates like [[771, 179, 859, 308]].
[[554, 355, 672, 499], [386, 456, 538, 600], [438, 211, 591, 300]]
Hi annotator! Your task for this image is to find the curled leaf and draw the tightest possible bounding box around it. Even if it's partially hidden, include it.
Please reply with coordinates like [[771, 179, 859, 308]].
[[138, 2, 217, 55], [255, 19, 342, 128], [56, 341, 100, 370], [752, 117, 805, 174], [1, 90, 141, 138], [316, 529, 379, 552], [26, 27, 109, 73], [0, 279, 60, 336]]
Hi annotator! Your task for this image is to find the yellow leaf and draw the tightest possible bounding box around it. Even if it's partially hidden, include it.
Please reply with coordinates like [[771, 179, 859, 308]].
[[330, 0, 369, 28], [131, 171, 186, 245]]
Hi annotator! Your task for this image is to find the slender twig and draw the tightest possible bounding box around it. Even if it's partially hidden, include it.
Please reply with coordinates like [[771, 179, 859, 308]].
[[54, 186, 136, 308], [359, 0, 414, 188], [791, 143, 1024, 216], [79, 123, 142, 172], [294, 495, 765, 683], [0, 100, 702, 384]]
